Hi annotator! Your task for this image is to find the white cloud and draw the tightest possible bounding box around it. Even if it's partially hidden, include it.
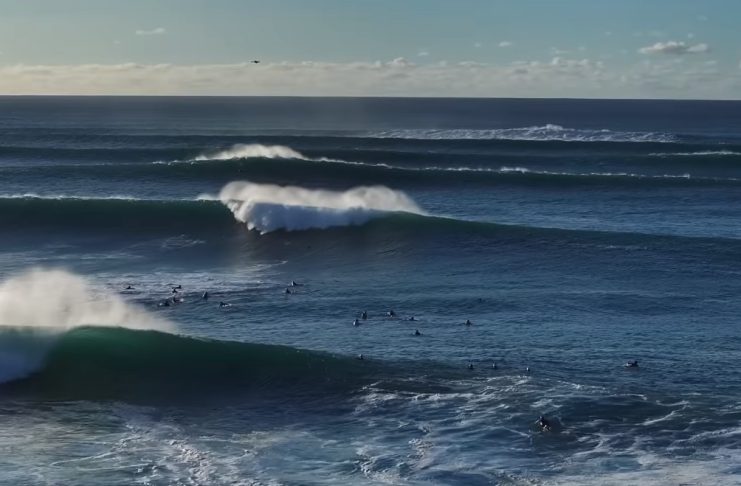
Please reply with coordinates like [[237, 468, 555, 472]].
[[417, 50, 430, 57], [0, 57, 738, 99], [687, 33, 695, 39], [639, 41, 709, 55], [498, 41, 513, 48], [135, 27, 166, 36]]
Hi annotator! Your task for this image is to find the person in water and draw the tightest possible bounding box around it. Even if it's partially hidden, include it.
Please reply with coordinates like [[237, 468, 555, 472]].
[[361, 311, 368, 320], [219, 301, 230, 308], [125, 285, 134, 290], [492, 362, 498, 370], [625, 360, 639, 368], [467, 363, 474, 370], [537, 416, 552, 432], [388, 310, 396, 318], [285, 288, 292, 294], [414, 329, 421, 336], [356, 354, 364, 360], [202, 291, 209, 300], [353, 319, 360, 326], [465, 319, 472, 326], [408, 316, 416, 321]]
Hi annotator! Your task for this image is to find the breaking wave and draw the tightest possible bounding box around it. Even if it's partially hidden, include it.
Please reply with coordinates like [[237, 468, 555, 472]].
[[365, 125, 677, 143], [194, 143, 313, 161], [0, 268, 174, 384], [218, 181, 425, 234]]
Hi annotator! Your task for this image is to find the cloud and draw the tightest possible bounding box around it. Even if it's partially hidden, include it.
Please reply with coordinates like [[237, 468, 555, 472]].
[[639, 41, 709, 55], [498, 41, 513, 48], [135, 27, 166, 36], [0, 57, 738, 99], [417, 50, 430, 57], [474, 42, 483, 48]]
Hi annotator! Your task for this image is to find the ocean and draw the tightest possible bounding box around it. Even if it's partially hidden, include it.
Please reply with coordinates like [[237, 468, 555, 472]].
[[0, 96, 740, 485]]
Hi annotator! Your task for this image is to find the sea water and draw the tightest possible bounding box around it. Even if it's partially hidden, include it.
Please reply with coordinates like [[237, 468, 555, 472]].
[[0, 96, 740, 485]]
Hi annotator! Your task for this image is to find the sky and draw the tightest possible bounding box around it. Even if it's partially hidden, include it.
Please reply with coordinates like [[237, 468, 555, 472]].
[[0, 0, 740, 98]]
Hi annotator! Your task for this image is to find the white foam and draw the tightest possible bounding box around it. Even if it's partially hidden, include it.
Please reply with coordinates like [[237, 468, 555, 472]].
[[365, 125, 676, 143], [650, 150, 741, 157], [195, 143, 308, 161], [219, 181, 424, 234]]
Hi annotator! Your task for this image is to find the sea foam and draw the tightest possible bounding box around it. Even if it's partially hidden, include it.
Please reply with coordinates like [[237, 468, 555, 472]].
[[219, 181, 424, 233]]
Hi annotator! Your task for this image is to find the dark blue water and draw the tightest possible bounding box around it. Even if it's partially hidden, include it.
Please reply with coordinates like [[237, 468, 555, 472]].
[[1, 96, 741, 485]]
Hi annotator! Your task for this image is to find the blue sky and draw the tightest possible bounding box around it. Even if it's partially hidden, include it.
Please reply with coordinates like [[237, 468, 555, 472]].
[[0, 0, 739, 98]]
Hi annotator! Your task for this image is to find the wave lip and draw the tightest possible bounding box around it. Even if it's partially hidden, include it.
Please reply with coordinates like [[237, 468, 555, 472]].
[[364, 125, 677, 143], [219, 181, 425, 234]]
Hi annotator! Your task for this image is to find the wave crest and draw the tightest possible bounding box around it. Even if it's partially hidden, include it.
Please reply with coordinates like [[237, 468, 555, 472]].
[[366, 125, 676, 143], [195, 143, 310, 161], [219, 181, 424, 234]]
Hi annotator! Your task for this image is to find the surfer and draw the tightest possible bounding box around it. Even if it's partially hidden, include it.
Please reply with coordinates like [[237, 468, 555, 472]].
[[464, 319, 472, 326], [291, 280, 301, 287], [356, 354, 364, 360], [414, 329, 421, 336], [492, 362, 498, 370], [353, 319, 361, 326], [219, 301, 230, 308], [526, 367, 531, 374], [408, 316, 416, 321], [361, 311, 368, 320], [285, 288, 292, 295], [536, 416, 552, 432], [625, 360, 639, 368], [172, 284, 182, 291], [388, 310, 396, 318], [467, 363, 474, 370], [202, 291, 209, 300], [159, 300, 170, 307], [124, 284, 134, 290]]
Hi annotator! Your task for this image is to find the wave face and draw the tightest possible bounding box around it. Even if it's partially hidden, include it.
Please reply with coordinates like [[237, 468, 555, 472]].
[[218, 181, 425, 233], [0, 196, 234, 233], [1, 326, 376, 400]]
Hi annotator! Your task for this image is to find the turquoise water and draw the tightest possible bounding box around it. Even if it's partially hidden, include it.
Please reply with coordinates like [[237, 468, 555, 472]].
[[1, 97, 741, 485]]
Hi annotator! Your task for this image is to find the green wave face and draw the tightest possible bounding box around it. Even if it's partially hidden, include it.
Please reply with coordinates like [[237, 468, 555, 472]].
[[3, 326, 377, 402]]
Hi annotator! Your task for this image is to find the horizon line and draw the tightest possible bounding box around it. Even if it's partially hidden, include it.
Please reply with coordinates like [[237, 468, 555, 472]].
[[0, 94, 740, 102]]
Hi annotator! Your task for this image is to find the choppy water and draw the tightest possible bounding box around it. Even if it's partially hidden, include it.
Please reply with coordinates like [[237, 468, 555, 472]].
[[1, 96, 741, 485]]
